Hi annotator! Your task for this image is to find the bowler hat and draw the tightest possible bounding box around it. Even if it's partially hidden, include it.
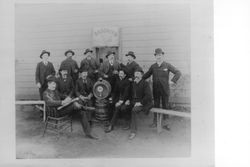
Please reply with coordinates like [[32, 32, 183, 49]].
[[65, 49, 75, 56], [84, 48, 93, 55], [46, 76, 57, 83], [40, 50, 50, 59], [134, 66, 144, 74], [106, 51, 115, 58], [125, 51, 136, 59], [58, 64, 68, 72], [154, 48, 165, 56]]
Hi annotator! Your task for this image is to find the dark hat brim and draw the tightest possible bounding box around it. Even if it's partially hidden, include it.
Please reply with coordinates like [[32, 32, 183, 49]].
[[84, 50, 93, 55], [46, 76, 57, 83], [106, 52, 115, 58], [154, 51, 164, 56], [125, 53, 136, 59], [65, 50, 75, 56], [40, 51, 50, 59]]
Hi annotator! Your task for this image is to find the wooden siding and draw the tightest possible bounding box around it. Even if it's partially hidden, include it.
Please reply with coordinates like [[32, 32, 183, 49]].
[[15, 3, 190, 103]]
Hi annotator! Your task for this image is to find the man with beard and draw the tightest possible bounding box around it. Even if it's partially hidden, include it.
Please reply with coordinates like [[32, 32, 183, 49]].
[[35, 50, 56, 100], [79, 48, 99, 82], [59, 49, 79, 84], [105, 68, 131, 133], [143, 48, 181, 130], [43, 76, 98, 140], [129, 67, 153, 140]]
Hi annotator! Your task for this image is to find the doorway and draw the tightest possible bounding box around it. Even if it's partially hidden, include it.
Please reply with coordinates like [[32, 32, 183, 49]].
[[95, 47, 119, 64]]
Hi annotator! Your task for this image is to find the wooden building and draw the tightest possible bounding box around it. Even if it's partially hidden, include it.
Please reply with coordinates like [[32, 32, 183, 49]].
[[15, 3, 190, 103]]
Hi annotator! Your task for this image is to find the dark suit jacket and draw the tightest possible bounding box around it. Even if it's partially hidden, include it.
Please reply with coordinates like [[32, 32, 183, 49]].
[[99, 60, 120, 78], [121, 61, 140, 79], [56, 76, 74, 98], [35, 61, 56, 86], [43, 89, 63, 107], [143, 61, 181, 96], [132, 79, 153, 112], [60, 57, 79, 81], [80, 57, 99, 72], [112, 76, 131, 103], [75, 77, 94, 97]]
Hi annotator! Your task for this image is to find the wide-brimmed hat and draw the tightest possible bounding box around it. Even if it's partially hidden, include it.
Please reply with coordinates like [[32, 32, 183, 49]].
[[84, 48, 93, 55], [106, 51, 115, 58], [125, 51, 136, 59], [46, 76, 57, 83], [64, 49, 75, 56], [40, 50, 50, 59], [154, 48, 165, 56]]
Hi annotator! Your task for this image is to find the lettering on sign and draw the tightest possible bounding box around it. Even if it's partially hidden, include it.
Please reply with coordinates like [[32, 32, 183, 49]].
[[92, 27, 119, 47]]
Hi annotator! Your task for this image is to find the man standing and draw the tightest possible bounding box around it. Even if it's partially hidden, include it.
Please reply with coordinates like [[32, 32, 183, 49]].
[[122, 51, 140, 81], [129, 67, 153, 140], [79, 48, 99, 82], [56, 67, 74, 99], [143, 48, 181, 129], [105, 68, 132, 133], [43, 76, 98, 139], [59, 49, 79, 84], [35, 50, 56, 100], [99, 51, 120, 95]]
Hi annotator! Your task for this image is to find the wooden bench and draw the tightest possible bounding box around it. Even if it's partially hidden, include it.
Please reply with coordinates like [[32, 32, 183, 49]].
[[15, 100, 46, 122], [150, 105, 191, 134]]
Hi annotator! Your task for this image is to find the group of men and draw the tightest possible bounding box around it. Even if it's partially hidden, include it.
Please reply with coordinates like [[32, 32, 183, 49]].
[[35, 48, 181, 140]]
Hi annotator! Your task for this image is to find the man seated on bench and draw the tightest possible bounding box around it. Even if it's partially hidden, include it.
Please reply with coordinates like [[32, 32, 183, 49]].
[[43, 76, 98, 140], [129, 67, 153, 140]]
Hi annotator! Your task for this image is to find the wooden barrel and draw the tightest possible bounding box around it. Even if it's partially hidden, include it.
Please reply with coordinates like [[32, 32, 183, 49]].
[[93, 79, 111, 100], [95, 99, 111, 121]]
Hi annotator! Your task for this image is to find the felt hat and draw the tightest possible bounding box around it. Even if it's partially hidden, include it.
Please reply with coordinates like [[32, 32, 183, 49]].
[[64, 49, 75, 56], [106, 51, 115, 58], [125, 51, 136, 59], [46, 76, 57, 83], [84, 48, 93, 55], [40, 50, 50, 59], [154, 48, 165, 56], [134, 66, 144, 74]]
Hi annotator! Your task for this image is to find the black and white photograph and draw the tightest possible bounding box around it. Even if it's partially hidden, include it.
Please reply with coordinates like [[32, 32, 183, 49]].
[[1, 0, 215, 166]]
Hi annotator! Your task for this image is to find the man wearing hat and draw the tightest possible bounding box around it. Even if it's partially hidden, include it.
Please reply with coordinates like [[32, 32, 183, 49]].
[[35, 50, 56, 100], [121, 51, 140, 81], [99, 51, 120, 95], [143, 48, 181, 129], [59, 49, 79, 84], [56, 67, 74, 99], [79, 48, 99, 82], [129, 67, 153, 140], [105, 68, 132, 133], [43, 76, 98, 140]]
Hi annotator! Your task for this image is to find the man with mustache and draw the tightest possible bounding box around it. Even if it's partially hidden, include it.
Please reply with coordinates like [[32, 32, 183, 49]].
[[129, 67, 153, 140]]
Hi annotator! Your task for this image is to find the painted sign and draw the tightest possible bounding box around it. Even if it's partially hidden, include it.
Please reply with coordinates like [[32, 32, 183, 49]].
[[92, 27, 119, 47]]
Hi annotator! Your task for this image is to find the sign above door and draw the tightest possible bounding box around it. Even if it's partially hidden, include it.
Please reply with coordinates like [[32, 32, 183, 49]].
[[92, 27, 119, 47]]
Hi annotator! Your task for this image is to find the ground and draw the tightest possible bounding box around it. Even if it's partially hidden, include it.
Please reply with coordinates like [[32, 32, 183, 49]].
[[16, 105, 191, 158]]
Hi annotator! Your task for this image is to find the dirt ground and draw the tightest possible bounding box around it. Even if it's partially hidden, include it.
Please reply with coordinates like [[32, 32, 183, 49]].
[[16, 105, 191, 159]]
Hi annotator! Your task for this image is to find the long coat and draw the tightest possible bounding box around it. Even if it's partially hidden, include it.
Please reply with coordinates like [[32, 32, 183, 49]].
[[121, 61, 140, 79], [143, 61, 181, 97], [132, 79, 153, 113], [56, 76, 74, 99], [59, 57, 79, 82], [35, 61, 56, 86], [75, 77, 94, 97]]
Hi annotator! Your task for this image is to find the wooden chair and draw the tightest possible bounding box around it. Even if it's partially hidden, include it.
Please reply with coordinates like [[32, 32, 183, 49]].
[[42, 106, 73, 139]]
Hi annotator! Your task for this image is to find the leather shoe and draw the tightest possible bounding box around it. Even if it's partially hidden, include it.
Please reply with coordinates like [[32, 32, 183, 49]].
[[104, 125, 113, 133], [149, 123, 157, 128], [128, 133, 136, 140], [163, 124, 171, 131], [86, 134, 99, 140]]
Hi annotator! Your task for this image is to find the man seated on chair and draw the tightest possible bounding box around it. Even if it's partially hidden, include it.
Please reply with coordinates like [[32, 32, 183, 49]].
[[43, 75, 98, 140], [75, 69, 95, 125], [105, 68, 132, 133], [128, 67, 153, 140], [56, 67, 74, 99]]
